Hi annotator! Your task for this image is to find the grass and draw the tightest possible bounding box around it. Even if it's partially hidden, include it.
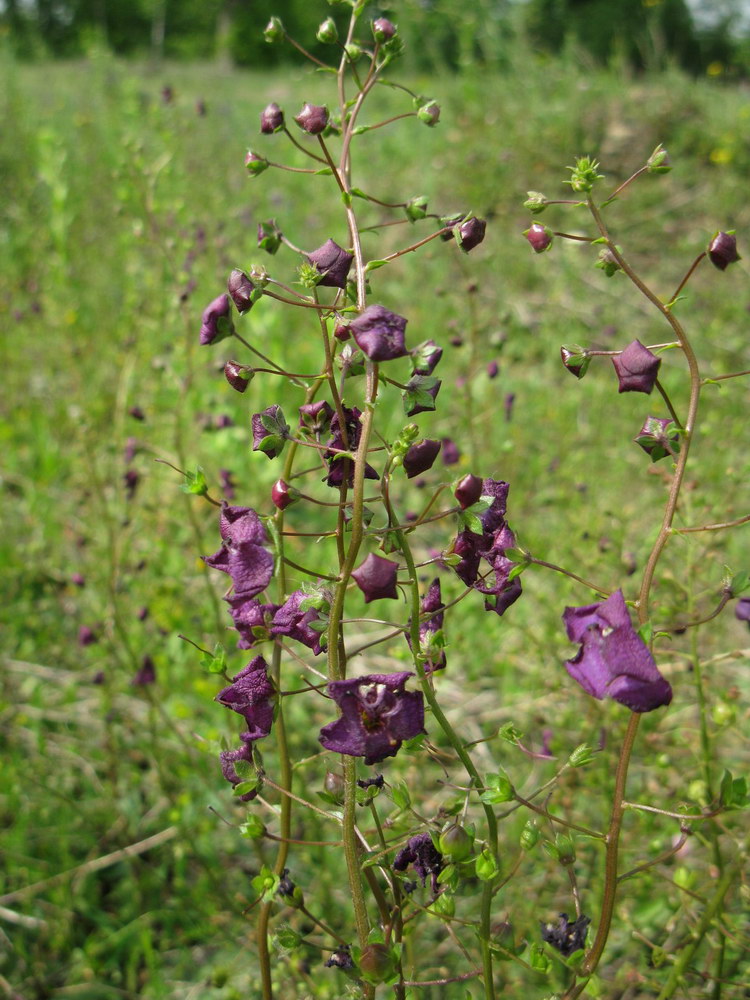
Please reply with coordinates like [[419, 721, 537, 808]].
[[1, 41, 749, 999]]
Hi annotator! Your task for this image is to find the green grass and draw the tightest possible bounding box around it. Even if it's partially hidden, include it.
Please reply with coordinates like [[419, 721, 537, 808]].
[[1, 43, 749, 999]]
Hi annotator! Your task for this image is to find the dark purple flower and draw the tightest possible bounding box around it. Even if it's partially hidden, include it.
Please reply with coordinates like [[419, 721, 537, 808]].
[[476, 524, 523, 617], [324, 406, 379, 487], [227, 269, 255, 313], [219, 737, 257, 801], [299, 399, 334, 436], [350, 305, 409, 362], [224, 360, 254, 393], [735, 597, 750, 623], [216, 655, 275, 739], [454, 473, 483, 509], [325, 946, 354, 970], [525, 223, 553, 253], [411, 339, 443, 376], [200, 293, 235, 346], [124, 468, 140, 499], [441, 438, 461, 465], [407, 578, 446, 673], [612, 340, 661, 394], [352, 553, 399, 603], [252, 404, 289, 460], [319, 672, 425, 765], [708, 231, 740, 271], [294, 103, 329, 135], [563, 589, 672, 713], [372, 17, 397, 41], [541, 913, 590, 957], [132, 654, 156, 686], [403, 439, 441, 479], [307, 239, 354, 289], [78, 625, 97, 646], [260, 101, 284, 134], [271, 590, 326, 655], [456, 217, 486, 252], [504, 393, 515, 422], [124, 436, 139, 463], [136, 606, 149, 621], [634, 416, 680, 463], [225, 594, 278, 649], [214, 414, 234, 430], [219, 468, 237, 500], [128, 406, 145, 421], [487, 360, 499, 379], [71, 572, 85, 588], [393, 833, 444, 894], [203, 503, 274, 600]]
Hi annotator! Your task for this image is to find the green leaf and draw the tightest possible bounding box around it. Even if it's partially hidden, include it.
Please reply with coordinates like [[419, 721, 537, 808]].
[[239, 815, 266, 839], [391, 781, 411, 810], [458, 510, 483, 535], [480, 771, 514, 804], [365, 259, 388, 272], [730, 570, 750, 596], [200, 642, 227, 674], [180, 466, 209, 496], [475, 848, 499, 881]]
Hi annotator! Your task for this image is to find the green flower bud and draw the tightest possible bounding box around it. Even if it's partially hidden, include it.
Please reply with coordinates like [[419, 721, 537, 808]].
[[520, 820, 539, 851], [417, 100, 441, 127], [358, 943, 395, 984], [568, 743, 595, 767], [245, 151, 269, 176], [567, 155, 604, 193], [316, 17, 338, 43], [264, 16, 285, 44], [524, 191, 548, 214], [647, 144, 671, 174], [596, 245, 621, 276], [438, 824, 474, 862]]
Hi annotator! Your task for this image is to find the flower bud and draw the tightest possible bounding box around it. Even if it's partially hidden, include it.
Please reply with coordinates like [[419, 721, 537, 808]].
[[524, 190, 548, 214], [294, 103, 329, 135], [612, 339, 661, 394], [568, 743, 595, 767], [271, 479, 300, 510], [260, 102, 284, 134], [402, 439, 441, 479], [257, 219, 282, 255], [227, 268, 255, 313], [200, 293, 235, 346], [248, 263, 269, 288], [307, 238, 354, 289], [596, 246, 621, 276], [403, 374, 441, 416], [456, 216, 486, 253], [224, 360, 254, 393], [634, 416, 680, 463], [359, 944, 395, 984], [325, 947, 354, 970], [277, 868, 303, 908], [524, 222, 553, 253], [245, 150, 269, 176], [333, 322, 351, 342], [350, 304, 408, 361], [78, 625, 97, 646], [646, 144, 671, 174], [411, 339, 442, 376], [560, 345, 590, 379], [352, 553, 399, 602], [263, 16, 285, 44], [372, 17, 397, 42], [454, 473, 483, 509], [417, 100, 441, 126], [438, 824, 474, 862], [405, 194, 428, 222], [567, 155, 604, 193], [316, 17, 338, 43], [324, 770, 345, 803], [519, 819, 539, 851], [708, 231, 740, 270]]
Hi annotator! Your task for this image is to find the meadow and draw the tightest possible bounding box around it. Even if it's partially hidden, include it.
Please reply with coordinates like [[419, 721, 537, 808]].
[[1, 34, 750, 999]]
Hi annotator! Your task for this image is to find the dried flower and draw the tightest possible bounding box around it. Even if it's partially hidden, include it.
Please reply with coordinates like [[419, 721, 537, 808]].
[[352, 553, 399, 602], [271, 590, 326, 655], [612, 339, 661, 394], [541, 913, 590, 956], [393, 833, 444, 893], [219, 737, 257, 801]]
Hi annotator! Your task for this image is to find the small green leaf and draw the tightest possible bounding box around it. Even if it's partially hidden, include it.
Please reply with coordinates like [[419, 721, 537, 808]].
[[475, 848, 499, 881], [201, 642, 227, 674], [180, 466, 209, 496], [391, 781, 411, 810], [365, 259, 388, 272]]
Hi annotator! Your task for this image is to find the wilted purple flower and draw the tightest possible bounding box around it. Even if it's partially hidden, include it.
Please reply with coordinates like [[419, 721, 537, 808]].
[[525, 223, 553, 253], [299, 399, 334, 435], [708, 231, 740, 271], [252, 404, 289, 460], [219, 737, 257, 801], [407, 579, 446, 673], [393, 833, 444, 894], [372, 17, 397, 41], [634, 416, 680, 463], [132, 654, 156, 686], [271, 590, 326, 655], [352, 553, 399, 602], [227, 269, 255, 313], [319, 672, 425, 765], [294, 103, 329, 135], [203, 503, 274, 600], [260, 101, 284, 134], [454, 474, 483, 509], [441, 438, 460, 465], [225, 594, 278, 649], [128, 406, 145, 421], [224, 360, 254, 393], [487, 360, 499, 379], [403, 439, 441, 479], [78, 625, 97, 646], [349, 305, 409, 362], [124, 468, 140, 499], [612, 340, 661, 394], [325, 946, 354, 970], [563, 589, 673, 712], [541, 913, 590, 957], [324, 406, 379, 487], [456, 217, 486, 252], [216, 655, 275, 740], [735, 597, 750, 623], [307, 239, 354, 289], [200, 293, 235, 346]]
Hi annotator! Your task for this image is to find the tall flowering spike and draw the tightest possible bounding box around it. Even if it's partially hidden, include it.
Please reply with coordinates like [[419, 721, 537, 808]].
[[200, 293, 235, 346], [612, 339, 661, 394], [204, 502, 274, 600], [456, 217, 486, 253], [227, 269, 255, 313], [307, 239, 354, 289], [403, 438, 441, 479], [541, 913, 591, 957], [215, 655, 275, 740], [562, 589, 672, 713], [319, 672, 425, 765], [294, 102, 329, 135], [708, 231, 740, 271], [220, 737, 258, 801], [407, 578, 446, 673], [260, 102, 284, 134], [393, 833, 444, 893], [352, 553, 399, 602], [350, 305, 409, 362]]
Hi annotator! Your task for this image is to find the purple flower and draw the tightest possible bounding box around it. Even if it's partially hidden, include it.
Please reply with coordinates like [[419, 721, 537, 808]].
[[475, 524, 523, 616], [403, 439, 441, 479], [634, 416, 680, 463], [325, 947, 354, 970], [219, 468, 237, 500], [252, 404, 290, 460], [224, 360, 254, 393], [260, 101, 284, 134], [562, 589, 673, 713], [220, 737, 257, 801], [226, 595, 278, 649], [393, 833, 444, 893], [708, 231, 740, 271], [307, 239, 354, 289], [299, 399, 334, 436], [200, 293, 235, 346], [407, 578, 446, 673], [349, 305, 409, 362], [132, 654, 156, 686], [123, 468, 140, 499], [456, 216, 486, 252], [487, 360, 499, 379], [319, 672, 425, 765], [612, 340, 661, 394], [352, 553, 399, 602], [541, 913, 590, 957], [78, 625, 97, 646], [735, 597, 750, 623], [324, 406, 379, 487], [227, 269, 255, 313], [128, 406, 145, 421], [71, 572, 85, 588], [504, 393, 516, 422], [216, 655, 275, 740], [454, 474, 483, 509], [271, 590, 326, 655], [441, 438, 460, 465], [203, 503, 274, 600], [294, 102, 329, 135]]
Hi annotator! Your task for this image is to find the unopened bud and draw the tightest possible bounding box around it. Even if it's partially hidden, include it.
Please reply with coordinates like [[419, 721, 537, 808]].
[[264, 16, 285, 44], [456, 216, 486, 253], [227, 268, 255, 313], [596, 246, 621, 276], [454, 474, 483, 509], [560, 345, 590, 379], [260, 102, 284, 134], [294, 102, 329, 135], [646, 144, 671, 174], [520, 820, 539, 851], [417, 100, 440, 127], [271, 479, 300, 510], [224, 360, 254, 393], [438, 824, 474, 862], [708, 231, 740, 271], [358, 944, 395, 984], [257, 219, 282, 255], [316, 17, 338, 43], [372, 17, 397, 42], [524, 190, 548, 214], [245, 150, 269, 176], [524, 223, 553, 253], [324, 770, 345, 803]]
